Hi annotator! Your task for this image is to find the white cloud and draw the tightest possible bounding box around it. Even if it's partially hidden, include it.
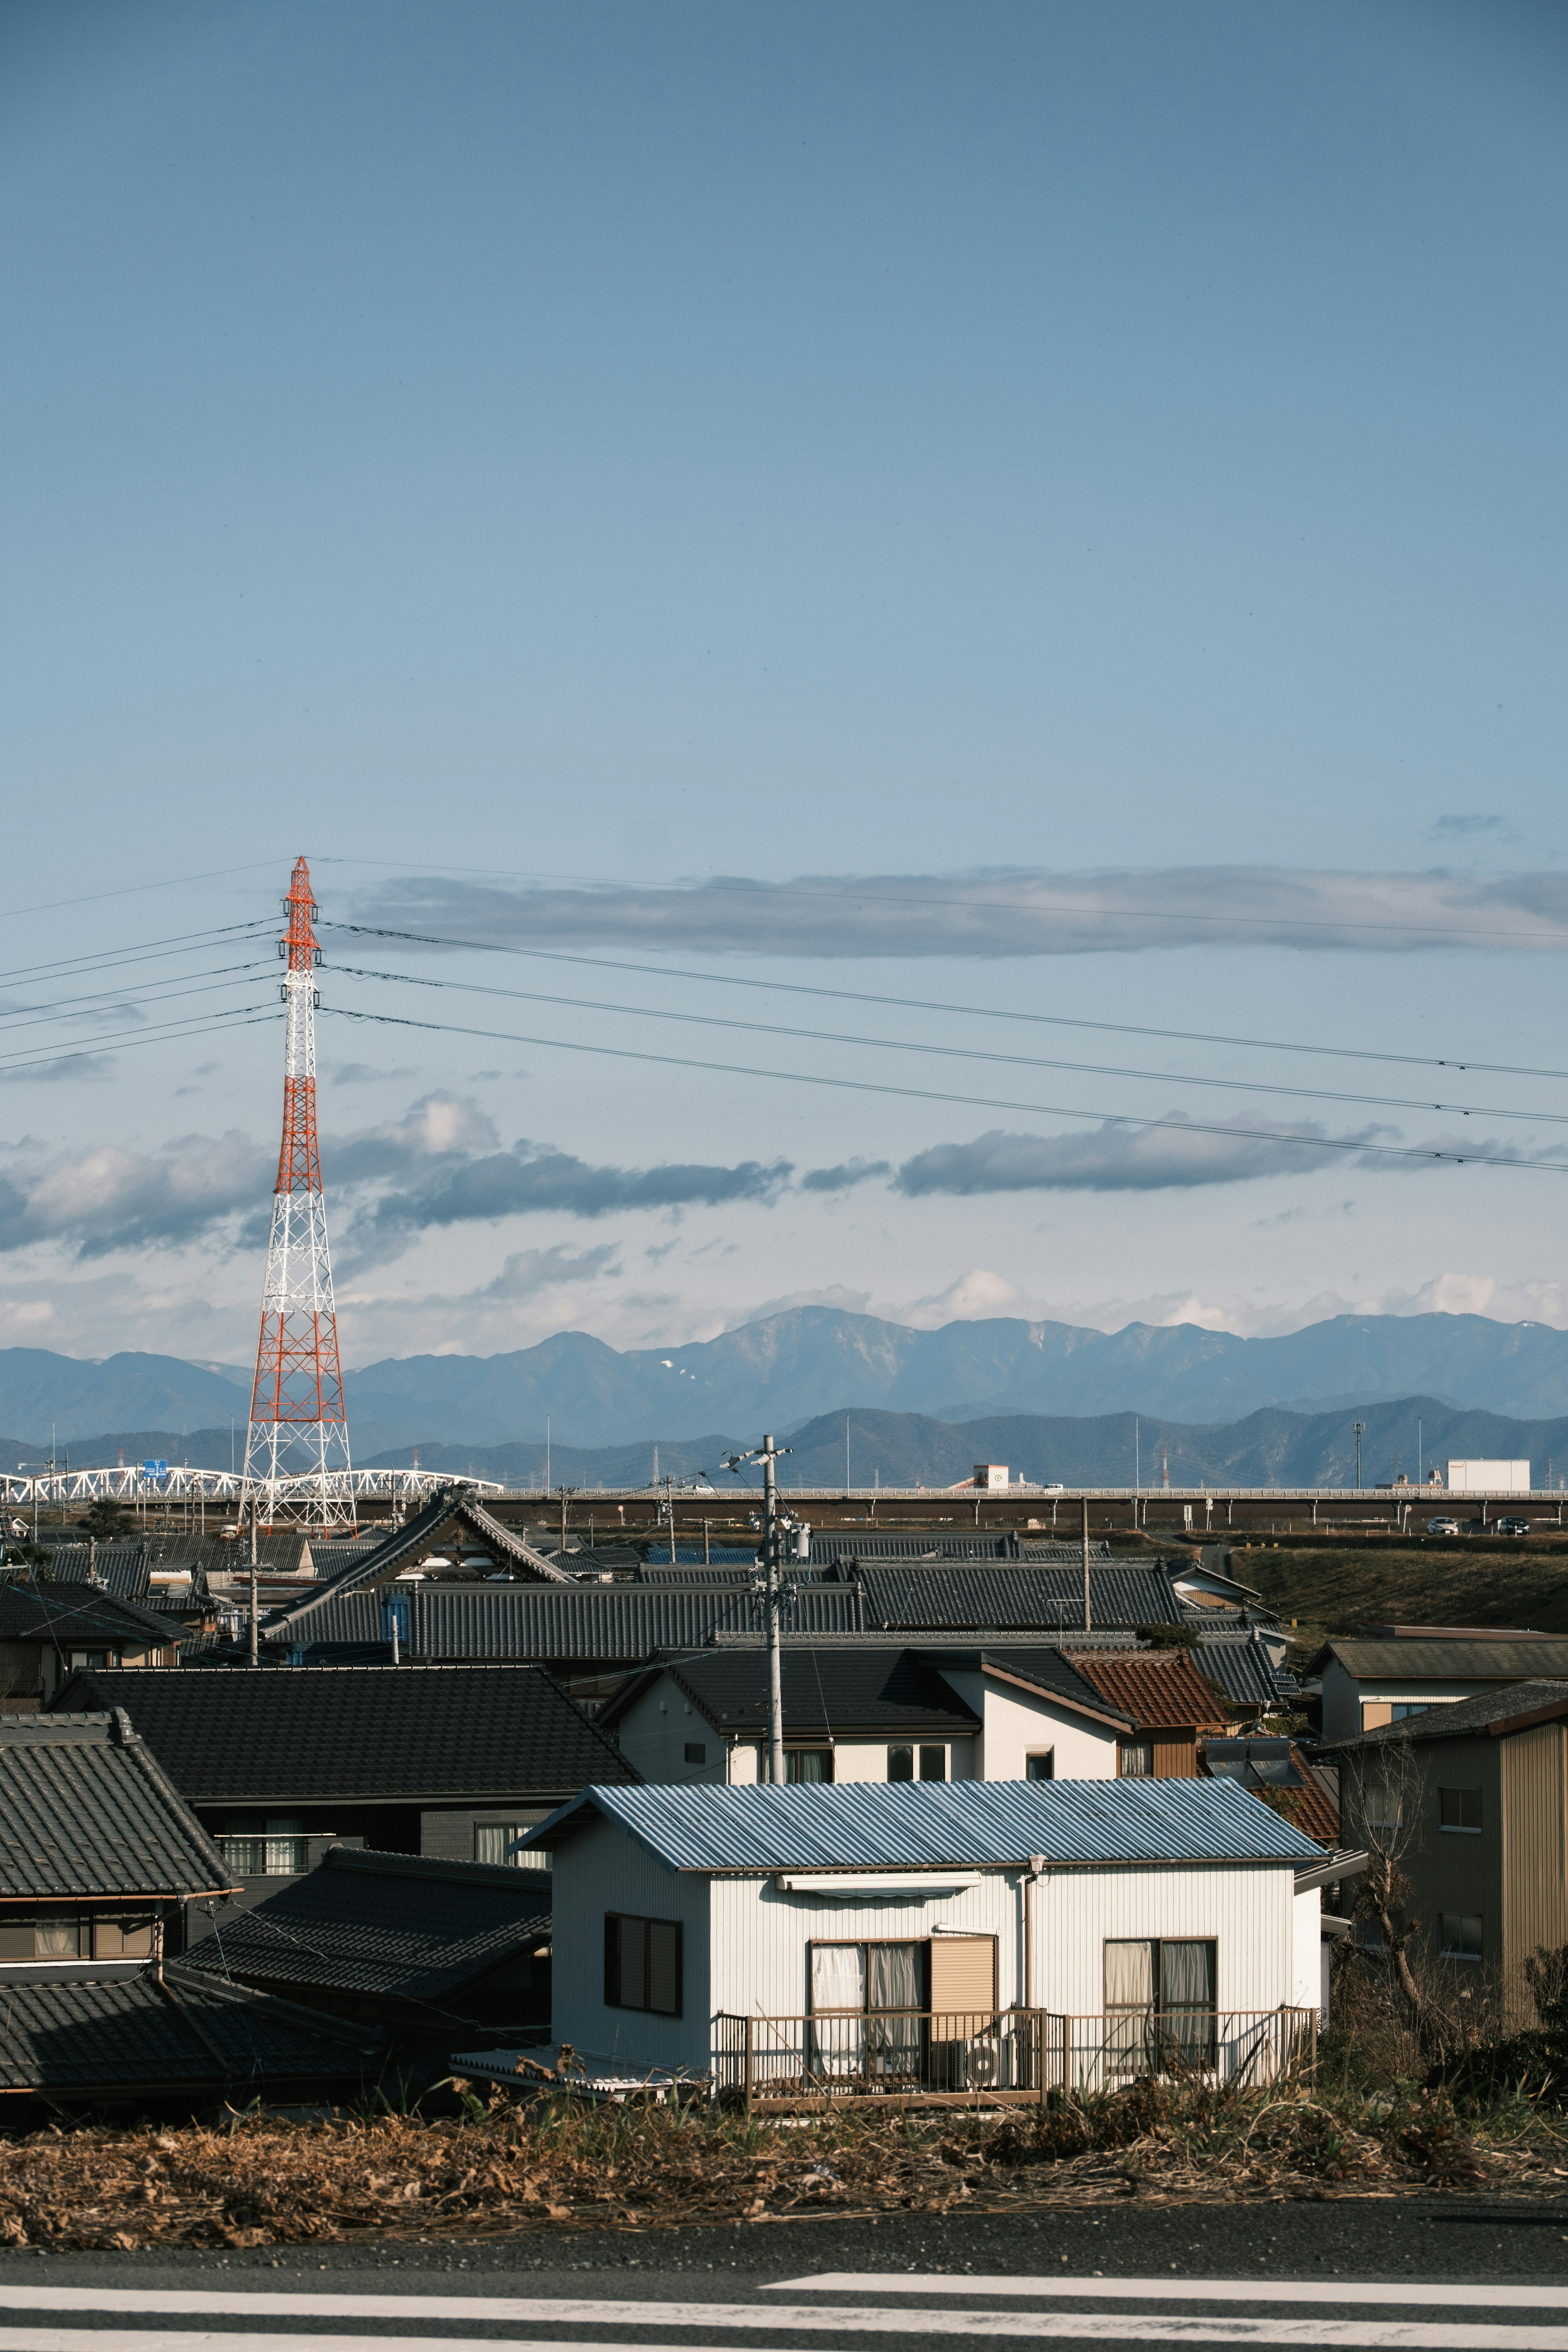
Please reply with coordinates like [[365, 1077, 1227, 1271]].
[[350, 865, 1568, 961]]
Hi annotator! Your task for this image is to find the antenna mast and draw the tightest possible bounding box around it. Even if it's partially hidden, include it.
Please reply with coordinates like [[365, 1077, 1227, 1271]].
[[244, 857, 353, 1529]]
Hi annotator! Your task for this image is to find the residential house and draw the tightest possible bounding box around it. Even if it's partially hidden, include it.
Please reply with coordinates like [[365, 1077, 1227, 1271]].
[[518, 1777, 1338, 2100], [1329, 1677, 1568, 1996], [600, 1644, 1133, 1788], [1310, 1629, 1568, 1742], [1204, 1738, 1341, 1845], [50, 1663, 637, 1913], [0, 1580, 180, 1709], [0, 1709, 376, 2111], [1071, 1650, 1232, 1778], [181, 1845, 553, 2031]]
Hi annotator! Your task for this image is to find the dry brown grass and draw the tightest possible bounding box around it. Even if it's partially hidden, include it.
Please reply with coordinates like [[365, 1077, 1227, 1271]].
[[1233, 1542, 1568, 1653], [2, 2071, 1563, 2250]]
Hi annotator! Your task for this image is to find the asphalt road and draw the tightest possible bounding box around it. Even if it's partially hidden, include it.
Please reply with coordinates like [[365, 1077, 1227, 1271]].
[[4, 2198, 1568, 2348]]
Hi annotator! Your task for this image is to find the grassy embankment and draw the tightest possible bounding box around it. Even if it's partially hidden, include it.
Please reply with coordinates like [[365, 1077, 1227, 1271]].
[[1229, 1539, 1568, 1657]]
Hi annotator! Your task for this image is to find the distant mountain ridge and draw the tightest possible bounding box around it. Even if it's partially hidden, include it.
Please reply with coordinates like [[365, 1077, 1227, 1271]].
[[24, 1393, 1568, 1494], [7, 1307, 1568, 1450]]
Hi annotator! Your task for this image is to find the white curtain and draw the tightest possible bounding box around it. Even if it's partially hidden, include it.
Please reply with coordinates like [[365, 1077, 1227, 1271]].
[[867, 1943, 922, 2076], [811, 1942, 866, 2078], [1104, 1939, 1154, 2009]]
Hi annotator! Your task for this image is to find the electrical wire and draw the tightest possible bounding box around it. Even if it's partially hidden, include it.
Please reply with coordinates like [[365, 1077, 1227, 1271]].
[[0, 962, 276, 1035], [0, 1007, 278, 1075], [323, 1002, 1568, 1174], [326, 921, 1568, 1085], [328, 961, 1568, 1128], [0, 921, 275, 993]]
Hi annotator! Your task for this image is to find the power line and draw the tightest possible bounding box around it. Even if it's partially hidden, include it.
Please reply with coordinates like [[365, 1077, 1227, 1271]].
[[328, 921, 1568, 1085], [0, 1007, 278, 1076], [324, 1002, 1568, 1175], [0, 962, 274, 1036], [0, 860, 285, 924], [329, 960, 1568, 1129], [0, 921, 274, 993]]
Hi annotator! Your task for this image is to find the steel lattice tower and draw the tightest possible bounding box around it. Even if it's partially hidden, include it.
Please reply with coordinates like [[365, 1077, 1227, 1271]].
[[244, 857, 353, 1527]]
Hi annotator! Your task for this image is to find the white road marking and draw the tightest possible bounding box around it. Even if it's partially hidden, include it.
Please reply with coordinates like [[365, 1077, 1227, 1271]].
[[4, 2302, 1568, 2349], [6, 2333, 1568, 2352], [769, 2280, 1568, 2311]]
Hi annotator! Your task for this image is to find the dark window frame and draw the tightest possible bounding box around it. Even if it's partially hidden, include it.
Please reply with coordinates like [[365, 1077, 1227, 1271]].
[[604, 1911, 683, 2016], [1438, 1786, 1483, 1834]]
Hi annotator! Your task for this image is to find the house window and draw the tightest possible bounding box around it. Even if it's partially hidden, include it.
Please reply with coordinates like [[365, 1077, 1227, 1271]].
[[94, 1915, 155, 1958], [684, 1742, 707, 1764], [1025, 1751, 1055, 1781], [886, 1744, 947, 1782], [1118, 1740, 1154, 1778], [604, 1913, 682, 2015], [474, 1823, 541, 1866], [758, 1748, 835, 1783], [1361, 1769, 1402, 1830], [1439, 1787, 1482, 1833], [1105, 1938, 1217, 2067], [222, 1816, 307, 1875], [1440, 1913, 1484, 1961], [1390, 1704, 1430, 1722], [69, 1651, 113, 1670], [0, 1916, 87, 1960]]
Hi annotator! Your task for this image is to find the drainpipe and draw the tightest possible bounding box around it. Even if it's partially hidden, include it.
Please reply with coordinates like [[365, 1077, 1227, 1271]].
[[1021, 1855, 1047, 2013]]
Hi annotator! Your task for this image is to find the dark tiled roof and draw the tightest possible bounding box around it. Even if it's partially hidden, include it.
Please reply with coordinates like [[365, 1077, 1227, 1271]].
[[272, 1495, 575, 1638], [603, 1648, 982, 1740], [1072, 1650, 1231, 1732], [0, 1580, 173, 1650], [855, 1565, 1181, 1631], [1327, 1678, 1568, 1753], [0, 1711, 234, 1900], [278, 1582, 864, 1661], [0, 1965, 378, 2094], [40, 1545, 151, 1601], [1193, 1632, 1294, 1708], [811, 1536, 1116, 1564], [1204, 1738, 1341, 1842], [1309, 1637, 1568, 1682], [48, 1665, 637, 1805], [183, 1847, 552, 2007]]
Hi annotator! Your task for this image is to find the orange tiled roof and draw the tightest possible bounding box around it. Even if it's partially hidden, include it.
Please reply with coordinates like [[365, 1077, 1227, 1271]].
[[1072, 1649, 1230, 1733]]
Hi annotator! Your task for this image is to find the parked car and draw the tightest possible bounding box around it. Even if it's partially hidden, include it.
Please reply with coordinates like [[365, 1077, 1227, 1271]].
[[1426, 1516, 1461, 1536], [1494, 1516, 1531, 1537]]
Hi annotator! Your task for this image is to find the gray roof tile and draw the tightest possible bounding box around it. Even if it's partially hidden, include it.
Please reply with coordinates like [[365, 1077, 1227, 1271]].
[[48, 1664, 636, 1806], [0, 1711, 233, 1900]]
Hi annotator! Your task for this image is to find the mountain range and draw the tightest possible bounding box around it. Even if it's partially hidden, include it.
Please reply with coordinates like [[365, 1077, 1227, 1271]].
[[7, 1307, 1568, 1454], [13, 1394, 1566, 1494]]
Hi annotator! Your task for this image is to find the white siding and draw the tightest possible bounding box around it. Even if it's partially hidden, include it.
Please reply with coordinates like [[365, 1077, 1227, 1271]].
[[1029, 1862, 1296, 2013], [710, 1869, 1023, 2017], [724, 1738, 978, 1786], [549, 1813, 713, 2076], [1292, 1886, 1321, 2011], [614, 1677, 726, 1786], [938, 1669, 1119, 1781]]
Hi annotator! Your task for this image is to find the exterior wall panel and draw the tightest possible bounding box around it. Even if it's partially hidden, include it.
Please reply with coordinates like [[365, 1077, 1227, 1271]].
[[936, 1671, 1118, 1782], [1501, 1721, 1568, 1996], [549, 1813, 712, 2077]]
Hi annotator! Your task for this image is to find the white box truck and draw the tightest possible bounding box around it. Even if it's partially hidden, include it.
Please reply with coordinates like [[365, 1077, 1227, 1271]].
[[1444, 1459, 1532, 1494]]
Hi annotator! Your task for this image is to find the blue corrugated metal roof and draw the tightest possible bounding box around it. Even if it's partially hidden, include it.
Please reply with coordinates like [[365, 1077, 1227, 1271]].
[[524, 1775, 1326, 1874]]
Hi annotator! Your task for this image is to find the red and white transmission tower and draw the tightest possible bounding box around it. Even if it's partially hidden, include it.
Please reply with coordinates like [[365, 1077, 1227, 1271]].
[[244, 857, 354, 1527]]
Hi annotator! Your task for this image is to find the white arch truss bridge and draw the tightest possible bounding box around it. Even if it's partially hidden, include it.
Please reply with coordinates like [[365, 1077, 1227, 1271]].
[[0, 1466, 501, 1511]]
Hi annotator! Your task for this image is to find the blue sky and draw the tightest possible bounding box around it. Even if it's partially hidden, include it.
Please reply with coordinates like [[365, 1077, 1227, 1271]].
[[1, 0, 1566, 1375]]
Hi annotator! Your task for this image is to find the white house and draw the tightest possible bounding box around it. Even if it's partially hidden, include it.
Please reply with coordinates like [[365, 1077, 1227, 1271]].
[[600, 1643, 1133, 1788], [519, 1777, 1340, 2100]]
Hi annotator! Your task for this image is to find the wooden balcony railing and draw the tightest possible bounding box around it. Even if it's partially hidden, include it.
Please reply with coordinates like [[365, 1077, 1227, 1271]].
[[712, 2005, 1317, 2111]]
